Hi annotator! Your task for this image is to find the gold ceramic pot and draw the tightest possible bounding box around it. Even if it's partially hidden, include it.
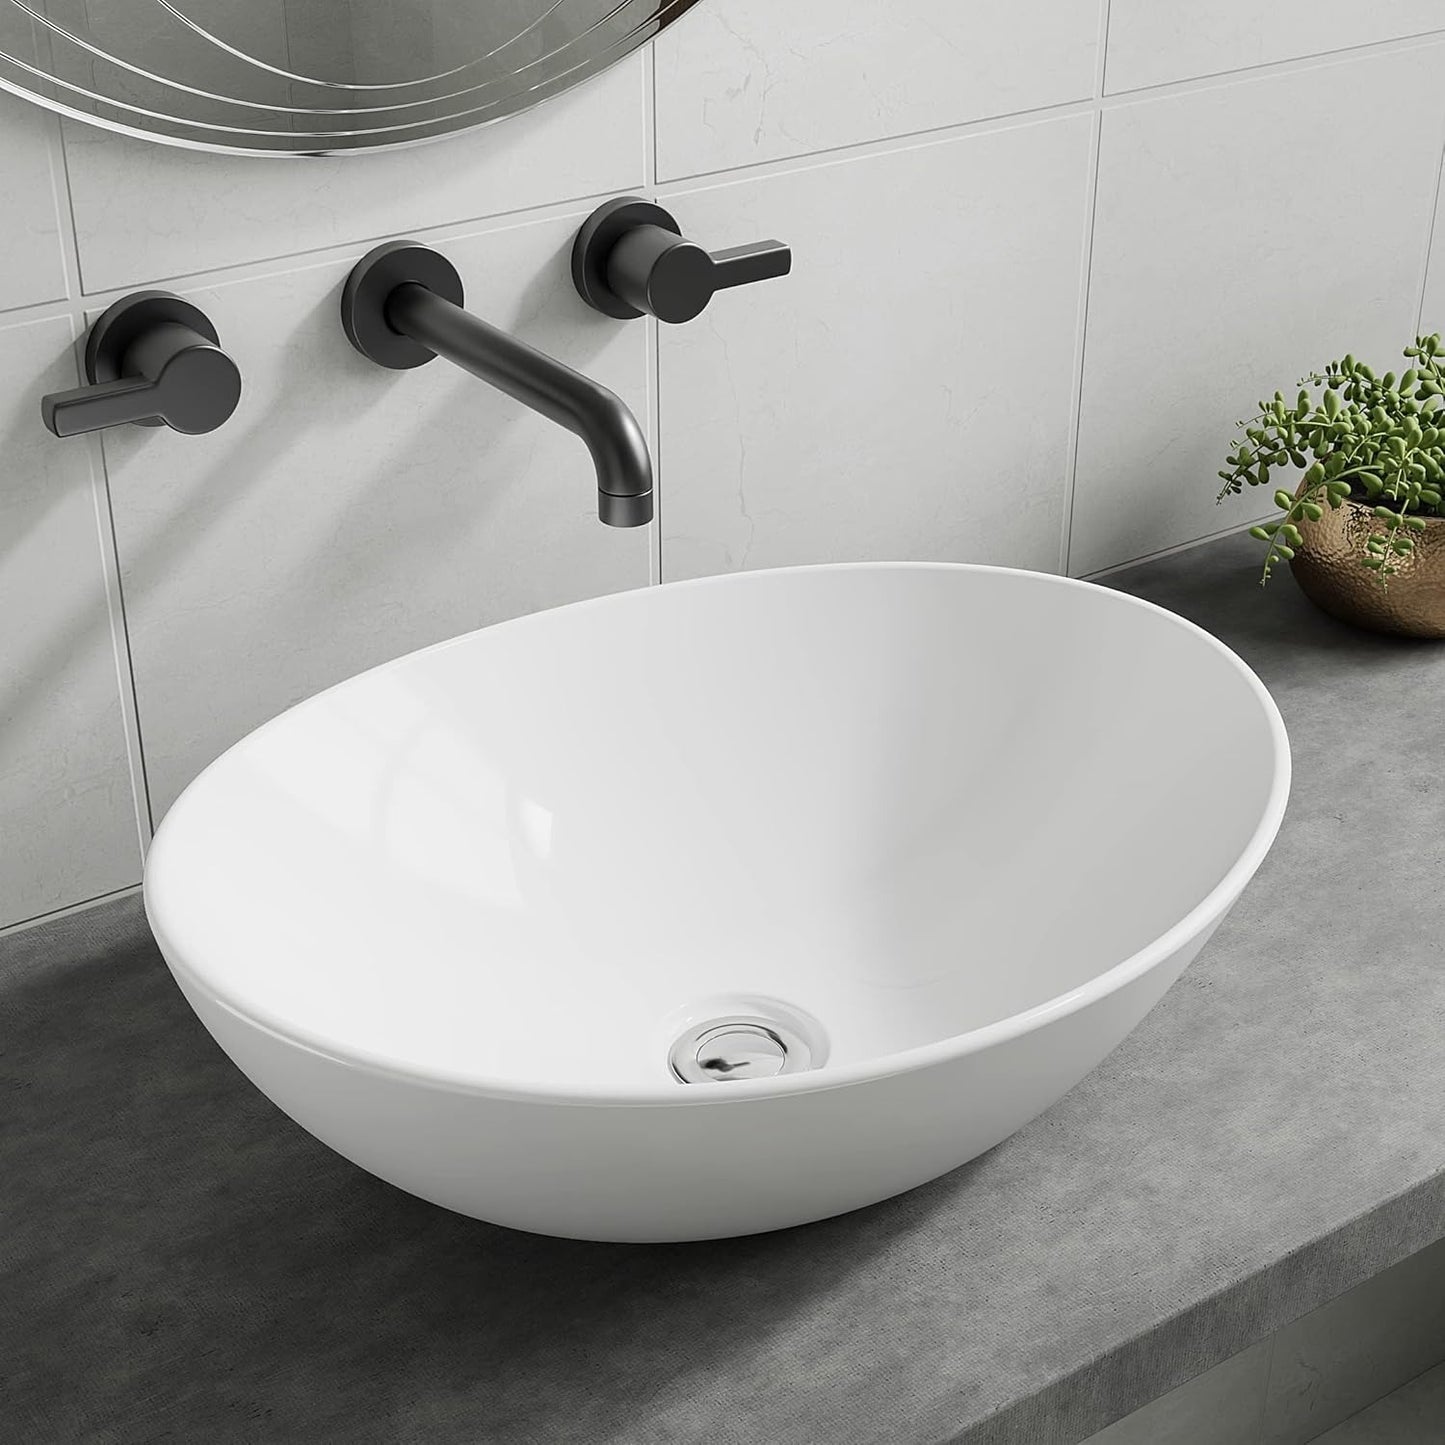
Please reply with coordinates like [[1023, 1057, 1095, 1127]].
[[1290, 494, 1445, 637]]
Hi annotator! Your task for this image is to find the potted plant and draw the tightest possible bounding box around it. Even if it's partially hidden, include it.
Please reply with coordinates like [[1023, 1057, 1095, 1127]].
[[1218, 334, 1445, 636]]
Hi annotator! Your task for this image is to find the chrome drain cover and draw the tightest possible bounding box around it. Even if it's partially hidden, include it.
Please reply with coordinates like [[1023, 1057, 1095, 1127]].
[[669, 1016, 815, 1084]]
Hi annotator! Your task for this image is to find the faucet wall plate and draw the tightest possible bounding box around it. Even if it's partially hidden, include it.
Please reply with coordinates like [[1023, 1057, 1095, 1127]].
[[340, 241, 466, 370], [572, 196, 793, 324], [571, 198, 683, 320], [41, 291, 242, 438], [86, 293, 216, 426]]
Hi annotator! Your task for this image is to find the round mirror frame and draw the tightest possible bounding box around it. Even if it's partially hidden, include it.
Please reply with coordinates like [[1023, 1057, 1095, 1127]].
[[0, 0, 702, 155]]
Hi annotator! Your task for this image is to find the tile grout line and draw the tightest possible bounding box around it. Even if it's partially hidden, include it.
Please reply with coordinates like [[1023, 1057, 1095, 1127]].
[[1104, 24, 1445, 106], [49, 120, 86, 303], [648, 320, 662, 585], [1256, 1335, 1278, 1445], [1059, 0, 1112, 577], [1413, 105, 1445, 334], [642, 42, 664, 587], [91, 446, 156, 848], [660, 97, 1094, 198], [1096, 0, 1114, 95], [657, 26, 1445, 197], [44, 30, 1445, 308], [52, 119, 156, 853], [0, 884, 141, 942], [27, 1, 73, 299], [71, 181, 656, 302], [644, 35, 659, 190], [0, 295, 78, 326], [1082, 513, 1274, 581]]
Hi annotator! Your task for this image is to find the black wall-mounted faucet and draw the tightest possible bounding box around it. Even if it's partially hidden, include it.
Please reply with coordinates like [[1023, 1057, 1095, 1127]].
[[41, 292, 241, 438], [340, 242, 653, 528], [572, 197, 791, 324]]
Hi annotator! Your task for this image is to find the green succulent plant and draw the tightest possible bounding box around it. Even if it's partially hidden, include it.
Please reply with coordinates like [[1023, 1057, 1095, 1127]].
[[1217, 334, 1445, 584]]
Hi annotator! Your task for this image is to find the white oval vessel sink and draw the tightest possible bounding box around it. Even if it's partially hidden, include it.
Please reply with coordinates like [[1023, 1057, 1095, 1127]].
[[145, 564, 1289, 1242]]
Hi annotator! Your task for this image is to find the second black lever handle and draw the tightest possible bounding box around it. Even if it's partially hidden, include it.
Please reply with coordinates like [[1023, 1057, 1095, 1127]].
[[42, 292, 241, 439], [572, 197, 792, 325]]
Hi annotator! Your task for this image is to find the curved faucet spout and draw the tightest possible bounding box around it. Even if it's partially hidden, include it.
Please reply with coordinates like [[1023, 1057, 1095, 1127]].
[[340, 242, 655, 528], [384, 282, 653, 527]]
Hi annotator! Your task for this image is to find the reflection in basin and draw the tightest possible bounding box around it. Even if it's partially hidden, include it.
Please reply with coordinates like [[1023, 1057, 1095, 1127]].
[[144, 563, 1290, 1242]]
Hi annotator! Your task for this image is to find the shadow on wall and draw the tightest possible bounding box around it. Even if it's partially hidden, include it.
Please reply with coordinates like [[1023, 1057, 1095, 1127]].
[[0, 898, 964, 1444], [5, 233, 620, 826], [1, 316, 325, 775]]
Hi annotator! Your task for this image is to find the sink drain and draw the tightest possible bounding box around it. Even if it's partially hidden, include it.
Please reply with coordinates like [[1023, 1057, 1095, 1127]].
[[669, 1015, 815, 1084]]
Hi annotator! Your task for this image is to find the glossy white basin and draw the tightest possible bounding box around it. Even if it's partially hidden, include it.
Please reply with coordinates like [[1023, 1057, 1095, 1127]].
[[145, 563, 1289, 1242]]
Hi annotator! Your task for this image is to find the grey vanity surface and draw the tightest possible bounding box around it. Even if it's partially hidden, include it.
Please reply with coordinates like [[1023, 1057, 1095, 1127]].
[[4, 532, 1444, 1445]]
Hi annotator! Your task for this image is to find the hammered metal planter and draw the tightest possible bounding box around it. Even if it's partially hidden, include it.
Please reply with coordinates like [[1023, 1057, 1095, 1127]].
[[1291, 497, 1445, 638]]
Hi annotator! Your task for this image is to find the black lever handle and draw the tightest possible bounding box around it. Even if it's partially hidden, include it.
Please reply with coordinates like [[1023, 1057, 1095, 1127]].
[[572, 197, 792, 325], [42, 291, 241, 438]]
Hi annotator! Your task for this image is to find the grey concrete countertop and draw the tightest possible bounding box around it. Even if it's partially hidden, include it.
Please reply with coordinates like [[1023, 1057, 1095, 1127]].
[[4, 532, 1445, 1445]]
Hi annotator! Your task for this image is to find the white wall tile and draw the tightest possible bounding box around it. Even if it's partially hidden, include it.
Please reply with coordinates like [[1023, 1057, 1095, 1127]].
[[657, 115, 1094, 581], [102, 214, 652, 818], [1106, 0, 1445, 93], [1071, 46, 1445, 577], [654, 0, 1099, 181], [0, 317, 142, 927], [63, 56, 647, 294], [4, 8, 1445, 924], [0, 88, 67, 313]]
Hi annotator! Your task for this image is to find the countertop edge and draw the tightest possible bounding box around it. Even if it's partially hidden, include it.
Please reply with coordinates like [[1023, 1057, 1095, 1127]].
[[957, 1170, 1445, 1444]]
